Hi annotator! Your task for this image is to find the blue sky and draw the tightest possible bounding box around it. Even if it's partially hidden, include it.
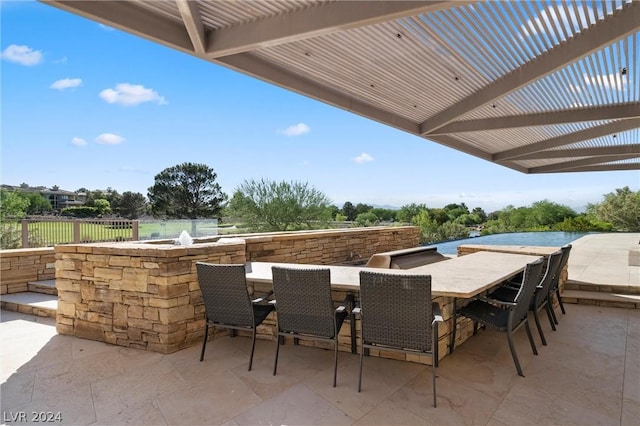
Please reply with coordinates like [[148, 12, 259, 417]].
[[1, 1, 637, 213]]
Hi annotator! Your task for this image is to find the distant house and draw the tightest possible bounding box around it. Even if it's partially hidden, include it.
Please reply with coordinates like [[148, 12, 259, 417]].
[[1, 184, 86, 212], [40, 188, 86, 211]]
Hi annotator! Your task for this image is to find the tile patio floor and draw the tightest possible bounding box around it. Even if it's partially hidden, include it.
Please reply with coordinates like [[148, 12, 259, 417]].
[[1, 302, 638, 425]]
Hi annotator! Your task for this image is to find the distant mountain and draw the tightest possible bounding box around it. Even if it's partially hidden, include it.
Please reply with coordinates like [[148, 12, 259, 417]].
[[370, 204, 401, 210]]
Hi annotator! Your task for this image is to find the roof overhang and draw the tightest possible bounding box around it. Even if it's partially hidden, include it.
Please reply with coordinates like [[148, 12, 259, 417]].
[[41, 0, 640, 173]]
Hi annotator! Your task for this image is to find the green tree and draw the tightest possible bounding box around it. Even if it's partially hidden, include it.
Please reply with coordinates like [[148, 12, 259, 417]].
[[444, 203, 469, 222], [530, 200, 576, 227], [590, 186, 640, 231], [412, 209, 468, 243], [228, 179, 331, 232], [93, 199, 112, 216], [355, 203, 373, 216], [396, 203, 427, 223], [0, 189, 29, 219], [147, 162, 227, 219], [370, 207, 396, 221], [19, 192, 52, 215], [355, 212, 378, 227], [117, 192, 147, 219], [0, 190, 29, 249], [341, 201, 357, 221]]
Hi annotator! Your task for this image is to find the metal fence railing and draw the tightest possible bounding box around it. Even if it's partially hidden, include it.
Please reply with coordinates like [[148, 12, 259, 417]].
[[0, 218, 220, 249], [15, 218, 139, 248]]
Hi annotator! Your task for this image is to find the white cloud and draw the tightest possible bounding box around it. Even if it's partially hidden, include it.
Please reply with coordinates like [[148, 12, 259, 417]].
[[99, 83, 167, 106], [50, 78, 82, 90], [353, 152, 374, 164], [281, 123, 310, 136], [71, 137, 87, 146], [520, 4, 578, 39], [95, 133, 125, 145], [98, 23, 115, 32], [584, 72, 626, 92], [1, 44, 43, 66]]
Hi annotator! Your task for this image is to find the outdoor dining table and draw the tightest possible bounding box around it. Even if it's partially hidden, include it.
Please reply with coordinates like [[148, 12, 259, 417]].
[[245, 250, 542, 355]]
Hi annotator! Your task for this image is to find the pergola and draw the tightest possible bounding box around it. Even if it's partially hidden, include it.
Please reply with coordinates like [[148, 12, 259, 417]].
[[43, 0, 640, 173]]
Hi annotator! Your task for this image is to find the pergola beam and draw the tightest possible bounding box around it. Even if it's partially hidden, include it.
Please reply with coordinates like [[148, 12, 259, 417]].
[[555, 163, 640, 173], [217, 53, 420, 135], [528, 154, 640, 173], [428, 104, 640, 135], [494, 119, 640, 161], [514, 144, 640, 160], [206, 1, 463, 59], [176, 0, 207, 54], [419, 1, 640, 135], [42, 1, 195, 53]]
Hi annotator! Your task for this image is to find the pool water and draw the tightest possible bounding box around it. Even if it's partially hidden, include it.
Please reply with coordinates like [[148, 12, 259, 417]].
[[431, 231, 591, 255]]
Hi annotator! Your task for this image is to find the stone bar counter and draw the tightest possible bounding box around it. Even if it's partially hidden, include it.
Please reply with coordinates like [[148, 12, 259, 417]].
[[55, 239, 247, 353], [54, 226, 420, 354]]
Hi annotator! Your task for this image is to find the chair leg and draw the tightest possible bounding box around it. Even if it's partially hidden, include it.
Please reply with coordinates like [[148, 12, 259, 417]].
[[432, 326, 437, 408], [432, 360, 437, 408], [358, 343, 365, 392], [248, 328, 257, 371], [200, 322, 209, 362], [506, 331, 524, 377], [524, 320, 538, 355], [547, 294, 560, 325], [556, 288, 566, 314], [333, 341, 338, 388], [545, 303, 557, 331], [533, 308, 547, 346], [273, 333, 281, 376]]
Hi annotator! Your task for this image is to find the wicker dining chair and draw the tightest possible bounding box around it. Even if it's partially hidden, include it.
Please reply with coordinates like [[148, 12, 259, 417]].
[[456, 257, 545, 377], [549, 244, 572, 321], [196, 262, 274, 371], [488, 249, 564, 345], [271, 266, 348, 387], [356, 271, 443, 407]]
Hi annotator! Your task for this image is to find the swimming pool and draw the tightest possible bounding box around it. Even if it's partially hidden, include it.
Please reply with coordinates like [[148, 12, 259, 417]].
[[431, 231, 591, 255]]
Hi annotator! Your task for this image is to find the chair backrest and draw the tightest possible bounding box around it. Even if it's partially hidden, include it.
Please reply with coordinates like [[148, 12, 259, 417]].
[[551, 244, 572, 291], [359, 271, 433, 352], [534, 250, 564, 308], [511, 258, 546, 326], [196, 262, 254, 327], [271, 267, 336, 338]]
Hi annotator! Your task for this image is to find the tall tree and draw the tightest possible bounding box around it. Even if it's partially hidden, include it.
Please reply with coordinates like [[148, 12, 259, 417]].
[[18, 192, 52, 215], [117, 192, 147, 219], [147, 162, 227, 219], [590, 186, 640, 231], [0, 189, 29, 219], [341, 201, 357, 221], [229, 179, 331, 231]]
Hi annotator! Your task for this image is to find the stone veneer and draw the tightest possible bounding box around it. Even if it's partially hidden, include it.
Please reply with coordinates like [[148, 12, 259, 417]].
[[55, 226, 420, 354], [1, 248, 56, 295]]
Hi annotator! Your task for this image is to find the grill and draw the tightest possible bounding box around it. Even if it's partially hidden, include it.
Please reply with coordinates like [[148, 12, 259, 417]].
[[365, 246, 449, 270]]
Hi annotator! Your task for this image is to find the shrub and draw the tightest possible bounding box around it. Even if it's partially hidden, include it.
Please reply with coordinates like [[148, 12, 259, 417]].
[[61, 206, 98, 218]]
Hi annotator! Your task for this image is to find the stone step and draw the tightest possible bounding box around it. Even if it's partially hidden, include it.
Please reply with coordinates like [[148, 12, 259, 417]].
[[565, 280, 640, 295], [562, 289, 640, 309], [27, 279, 57, 295], [0, 292, 58, 318]]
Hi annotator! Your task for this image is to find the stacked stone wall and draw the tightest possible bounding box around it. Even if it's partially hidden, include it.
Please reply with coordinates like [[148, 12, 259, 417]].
[[1, 248, 55, 294], [55, 241, 246, 353], [245, 226, 420, 264]]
